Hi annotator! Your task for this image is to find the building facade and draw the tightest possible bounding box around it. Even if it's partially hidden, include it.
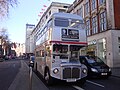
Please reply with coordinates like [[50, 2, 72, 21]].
[[67, 0, 120, 67], [11, 43, 25, 57], [25, 24, 35, 55]]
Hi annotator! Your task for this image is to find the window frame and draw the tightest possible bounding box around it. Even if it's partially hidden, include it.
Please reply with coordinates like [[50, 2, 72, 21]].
[[85, 2, 90, 15], [99, 11, 107, 32], [99, 0, 105, 5], [86, 19, 91, 36], [92, 16, 98, 34], [91, 0, 96, 10]]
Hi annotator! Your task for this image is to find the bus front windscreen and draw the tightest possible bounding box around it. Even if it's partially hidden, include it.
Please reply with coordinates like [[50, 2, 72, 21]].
[[70, 19, 84, 29], [69, 45, 81, 62], [54, 18, 69, 27], [53, 44, 68, 59], [53, 44, 68, 53]]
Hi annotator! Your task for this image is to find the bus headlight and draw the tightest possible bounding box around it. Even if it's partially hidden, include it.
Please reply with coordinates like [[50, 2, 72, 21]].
[[82, 68, 87, 74], [53, 68, 59, 74]]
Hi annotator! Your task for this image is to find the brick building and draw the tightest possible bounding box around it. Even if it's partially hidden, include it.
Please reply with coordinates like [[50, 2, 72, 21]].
[[67, 0, 120, 67]]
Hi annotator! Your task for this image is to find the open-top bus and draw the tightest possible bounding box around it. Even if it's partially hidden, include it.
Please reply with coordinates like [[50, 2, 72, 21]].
[[34, 12, 88, 85]]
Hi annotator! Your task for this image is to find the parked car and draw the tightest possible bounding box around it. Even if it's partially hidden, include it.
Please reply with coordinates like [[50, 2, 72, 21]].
[[79, 55, 111, 78], [0, 55, 4, 62], [0, 58, 4, 62]]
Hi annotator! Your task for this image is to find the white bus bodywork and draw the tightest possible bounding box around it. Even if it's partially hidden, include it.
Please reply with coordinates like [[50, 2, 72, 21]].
[[34, 13, 87, 85]]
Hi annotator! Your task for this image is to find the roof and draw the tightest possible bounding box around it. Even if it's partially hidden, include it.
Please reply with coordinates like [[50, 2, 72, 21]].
[[52, 12, 83, 20]]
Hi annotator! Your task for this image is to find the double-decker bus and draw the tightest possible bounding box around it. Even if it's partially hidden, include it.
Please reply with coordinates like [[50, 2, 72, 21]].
[[34, 13, 87, 85]]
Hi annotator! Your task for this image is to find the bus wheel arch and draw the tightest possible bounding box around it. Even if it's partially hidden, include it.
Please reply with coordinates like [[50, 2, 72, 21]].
[[44, 66, 53, 85]]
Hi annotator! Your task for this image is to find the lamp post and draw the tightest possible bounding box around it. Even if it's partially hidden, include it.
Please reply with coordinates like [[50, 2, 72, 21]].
[[0, 36, 3, 56]]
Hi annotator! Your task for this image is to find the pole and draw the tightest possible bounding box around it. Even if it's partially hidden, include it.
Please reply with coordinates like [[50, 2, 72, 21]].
[[29, 66, 32, 90]]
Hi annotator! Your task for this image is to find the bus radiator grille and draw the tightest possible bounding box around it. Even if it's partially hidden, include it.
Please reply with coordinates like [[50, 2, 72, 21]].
[[63, 67, 80, 79]]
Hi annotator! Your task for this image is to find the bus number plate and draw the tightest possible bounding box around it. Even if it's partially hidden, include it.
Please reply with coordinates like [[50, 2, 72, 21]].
[[67, 79, 76, 82]]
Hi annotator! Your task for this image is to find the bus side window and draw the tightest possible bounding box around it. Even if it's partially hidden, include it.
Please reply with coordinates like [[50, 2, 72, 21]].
[[36, 51, 38, 57], [40, 50, 44, 57], [53, 44, 61, 53], [53, 55, 55, 59], [53, 44, 58, 52]]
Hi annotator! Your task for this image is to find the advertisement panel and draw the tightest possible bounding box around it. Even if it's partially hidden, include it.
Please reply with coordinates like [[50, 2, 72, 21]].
[[61, 28, 79, 40]]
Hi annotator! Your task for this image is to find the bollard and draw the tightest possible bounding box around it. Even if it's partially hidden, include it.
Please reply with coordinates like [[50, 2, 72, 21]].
[[29, 66, 32, 90]]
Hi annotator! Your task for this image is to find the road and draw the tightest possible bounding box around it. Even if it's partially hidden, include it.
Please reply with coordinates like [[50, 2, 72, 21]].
[[84, 77, 120, 90], [0, 59, 120, 90], [45, 76, 120, 90], [35, 66, 120, 90], [0, 59, 21, 90]]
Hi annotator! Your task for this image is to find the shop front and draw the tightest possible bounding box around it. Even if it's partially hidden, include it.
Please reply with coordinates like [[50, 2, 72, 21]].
[[87, 38, 107, 64]]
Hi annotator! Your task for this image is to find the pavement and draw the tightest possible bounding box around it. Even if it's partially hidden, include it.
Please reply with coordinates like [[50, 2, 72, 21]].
[[8, 60, 120, 90], [111, 67, 120, 78], [8, 60, 49, 90]]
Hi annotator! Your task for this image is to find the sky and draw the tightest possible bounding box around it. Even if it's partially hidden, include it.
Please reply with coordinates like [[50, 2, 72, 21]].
[[0, 0, 74, 43]]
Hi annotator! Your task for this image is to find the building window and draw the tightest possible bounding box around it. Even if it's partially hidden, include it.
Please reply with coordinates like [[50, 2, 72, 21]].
[[85, 2, 90, 15], [91, 0, 96, 10], [99, 11, 107, 32], [77, 7, 83, 17], [63, 6, 68, 8], [59, 9, 66, 12], [92, 16, 98, 34], [86, 20, 91, 36], [98, 38, 106, 63], [99, 0, 105, 5], [49, 11, 51, 15], [46, 15, 48, 19]]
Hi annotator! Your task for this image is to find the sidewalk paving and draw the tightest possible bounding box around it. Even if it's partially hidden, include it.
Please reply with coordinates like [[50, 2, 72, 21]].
[[111, 67, 120, 78], [8, 60, 49, 90]]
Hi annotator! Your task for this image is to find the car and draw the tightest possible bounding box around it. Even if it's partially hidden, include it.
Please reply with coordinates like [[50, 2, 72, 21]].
[[4, 55, 9, 60], [0, 58, 4, 62], [29, 55, 35, 68], [79, 55, 111, 78], [0, 55, 4, 62]]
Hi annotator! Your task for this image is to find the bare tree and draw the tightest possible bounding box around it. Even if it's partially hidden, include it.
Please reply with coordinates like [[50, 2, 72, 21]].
[[0, 28, 9, 44], [0, 0, 18, 19], [0, 28, 10, 55], [0, 28, 8, 38]]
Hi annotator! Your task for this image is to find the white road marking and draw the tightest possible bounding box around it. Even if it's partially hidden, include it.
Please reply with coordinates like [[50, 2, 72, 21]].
[[87, 80, 105, 88], [72, 85, 84, 90]]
